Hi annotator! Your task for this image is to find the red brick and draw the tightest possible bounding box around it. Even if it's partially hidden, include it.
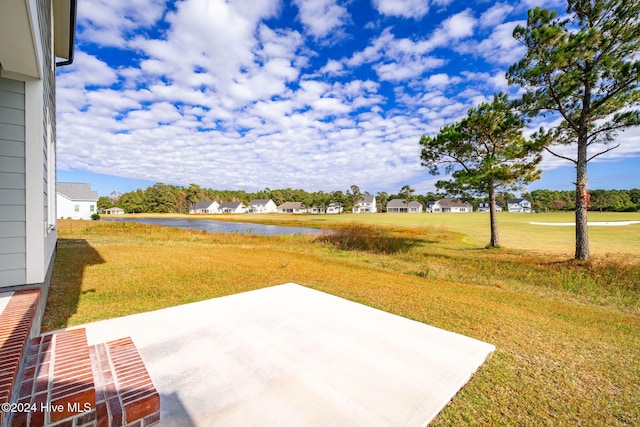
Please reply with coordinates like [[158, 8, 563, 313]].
[[50, 382, 94, 403], [102, 370, 114, 385], [0, 290, 40, 427], [142, 411, 160, 426], [51, 368, 94, 387], [48, 419, 73, 427], [75, 408, 96, 425], [18, 378, 33, 398], [95, 401, 109, 427], [124, 393, 160, 424], [9, 412, 28, 427], [34, 376, 49, 394], [31, 391, 47, 426], [107, 397, 124, 427], [22, 365, 36, 380], [49, 388, 96, 422], [104, 380, 118, 400], [40, 348, 51, 365]]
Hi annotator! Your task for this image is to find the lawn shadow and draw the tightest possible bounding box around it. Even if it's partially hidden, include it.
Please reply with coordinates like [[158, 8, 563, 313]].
[[43, 239, 105, 331]]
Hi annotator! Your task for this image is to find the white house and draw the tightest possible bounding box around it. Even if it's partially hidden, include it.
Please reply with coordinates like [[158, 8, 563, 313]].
[[432, 198, 473, 213], [326, 202, 343, 214], [353, 195, 377, 213], [0, 0, 76, 293], [507, 198, 532, 213], [248, 199, 277, 213], [277, 202, 307, 214], [56, 182, 98, 220], [477, 202, 502, 213], [386, 199, 423, 213], [190, 200, 220, 214], [104, 207, 125, 215], [219, 201, 246, 214], [309, 202, 343, 214]]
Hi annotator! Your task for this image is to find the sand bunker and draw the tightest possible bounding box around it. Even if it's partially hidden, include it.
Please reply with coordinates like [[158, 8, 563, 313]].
[[530, 221, 640, 226]]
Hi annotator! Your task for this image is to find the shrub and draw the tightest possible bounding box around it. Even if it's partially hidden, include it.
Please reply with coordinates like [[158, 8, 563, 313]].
[[315, 223, 416, 254]]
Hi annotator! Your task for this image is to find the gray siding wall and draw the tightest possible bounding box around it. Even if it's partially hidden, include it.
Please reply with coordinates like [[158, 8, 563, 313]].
[[0, 77, 27, 287], [39, 0, 55, 227]]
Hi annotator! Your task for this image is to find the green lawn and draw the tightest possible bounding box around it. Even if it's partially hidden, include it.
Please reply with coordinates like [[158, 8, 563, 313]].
[[46, 214, 640, 425]]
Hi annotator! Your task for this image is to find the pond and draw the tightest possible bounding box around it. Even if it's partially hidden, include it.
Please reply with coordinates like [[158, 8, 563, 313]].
[[102, 217, 327, 236]]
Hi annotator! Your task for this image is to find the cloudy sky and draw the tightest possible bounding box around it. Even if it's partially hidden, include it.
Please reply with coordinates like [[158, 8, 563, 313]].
[[56, 0, 640, 197]]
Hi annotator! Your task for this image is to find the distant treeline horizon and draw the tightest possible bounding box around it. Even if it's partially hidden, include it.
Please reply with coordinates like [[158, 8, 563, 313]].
[[97, 183, 640, 214]]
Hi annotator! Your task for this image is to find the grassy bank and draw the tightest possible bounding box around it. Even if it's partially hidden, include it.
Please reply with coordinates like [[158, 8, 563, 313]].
[[46, 217, 640, 425], [114, 211, 640, 257]]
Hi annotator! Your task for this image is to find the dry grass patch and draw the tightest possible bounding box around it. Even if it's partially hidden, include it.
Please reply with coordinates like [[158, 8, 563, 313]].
[[44, 219, 640, 426]]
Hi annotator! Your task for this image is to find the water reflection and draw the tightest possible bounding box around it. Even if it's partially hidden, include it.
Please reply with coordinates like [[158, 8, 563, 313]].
[[103, 217, 326, 236]]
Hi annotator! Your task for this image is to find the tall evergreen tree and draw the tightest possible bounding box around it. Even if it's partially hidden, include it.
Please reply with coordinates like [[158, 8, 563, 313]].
[[399, 185, 415, 206], [507, 0, 640, 260], [420, 93, 541, 247]]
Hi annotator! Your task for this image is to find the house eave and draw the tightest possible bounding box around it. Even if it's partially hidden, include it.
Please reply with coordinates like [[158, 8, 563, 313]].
[[0, 0, 40, 77], [0, 0, 76, 78], [53, 0, 77, 66]]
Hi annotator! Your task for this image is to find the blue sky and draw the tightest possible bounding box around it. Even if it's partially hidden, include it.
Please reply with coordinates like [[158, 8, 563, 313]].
[[55, 0, 640, 197]]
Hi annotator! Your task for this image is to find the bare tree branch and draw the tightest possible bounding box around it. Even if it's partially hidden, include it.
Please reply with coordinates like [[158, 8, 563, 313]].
[[544, 146, 578, 164], [587, 143, 621, 162]]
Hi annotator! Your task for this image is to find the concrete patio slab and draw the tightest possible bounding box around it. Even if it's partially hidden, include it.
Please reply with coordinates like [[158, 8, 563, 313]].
[[65, 283, 494, 426]]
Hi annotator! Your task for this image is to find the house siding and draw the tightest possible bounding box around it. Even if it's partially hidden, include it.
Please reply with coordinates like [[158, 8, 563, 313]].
[[1, 0, 57, 288], [40, 0, 56, 232], [29, 0, 57, 286], [0, 77, 27, 287]]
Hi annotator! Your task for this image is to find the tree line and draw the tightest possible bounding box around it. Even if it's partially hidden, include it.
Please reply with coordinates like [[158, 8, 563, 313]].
[[98, 183, 640, 214]]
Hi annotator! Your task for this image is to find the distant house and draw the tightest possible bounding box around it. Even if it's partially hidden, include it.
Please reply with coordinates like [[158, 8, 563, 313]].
[[387, 199, 423, 213], [507, 198, 532, 213], [248, 199, 277, 214], [190, 200, 220, 214], [309, 202, 343, 214], [353, 195, 377, 213], [277, 202, 307, 214], [326, 202, 343, 214], [432, 198, 473, 213], [104, 207, 125, 215], [425, 202, 436, 213], [477, 202, 502, 213], [219, 201, 246, 214], [56, 183, 99, 220]]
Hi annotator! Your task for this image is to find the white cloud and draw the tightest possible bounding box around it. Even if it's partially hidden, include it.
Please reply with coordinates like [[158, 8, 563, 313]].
[[372, 0, 430, 19], [440, 9, 477, 40], [423, 73, 462, 88], [344, 10, 476, 82], [457, 20, 526, 66], [374, 56, 445, 81], [77, 0, 167, 47], [479, 3, 514, 28], [319, 59, 345, 76], [292, 0, 349, 39], [518, 0, 565, 9], [57, 51, 118, 89]]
